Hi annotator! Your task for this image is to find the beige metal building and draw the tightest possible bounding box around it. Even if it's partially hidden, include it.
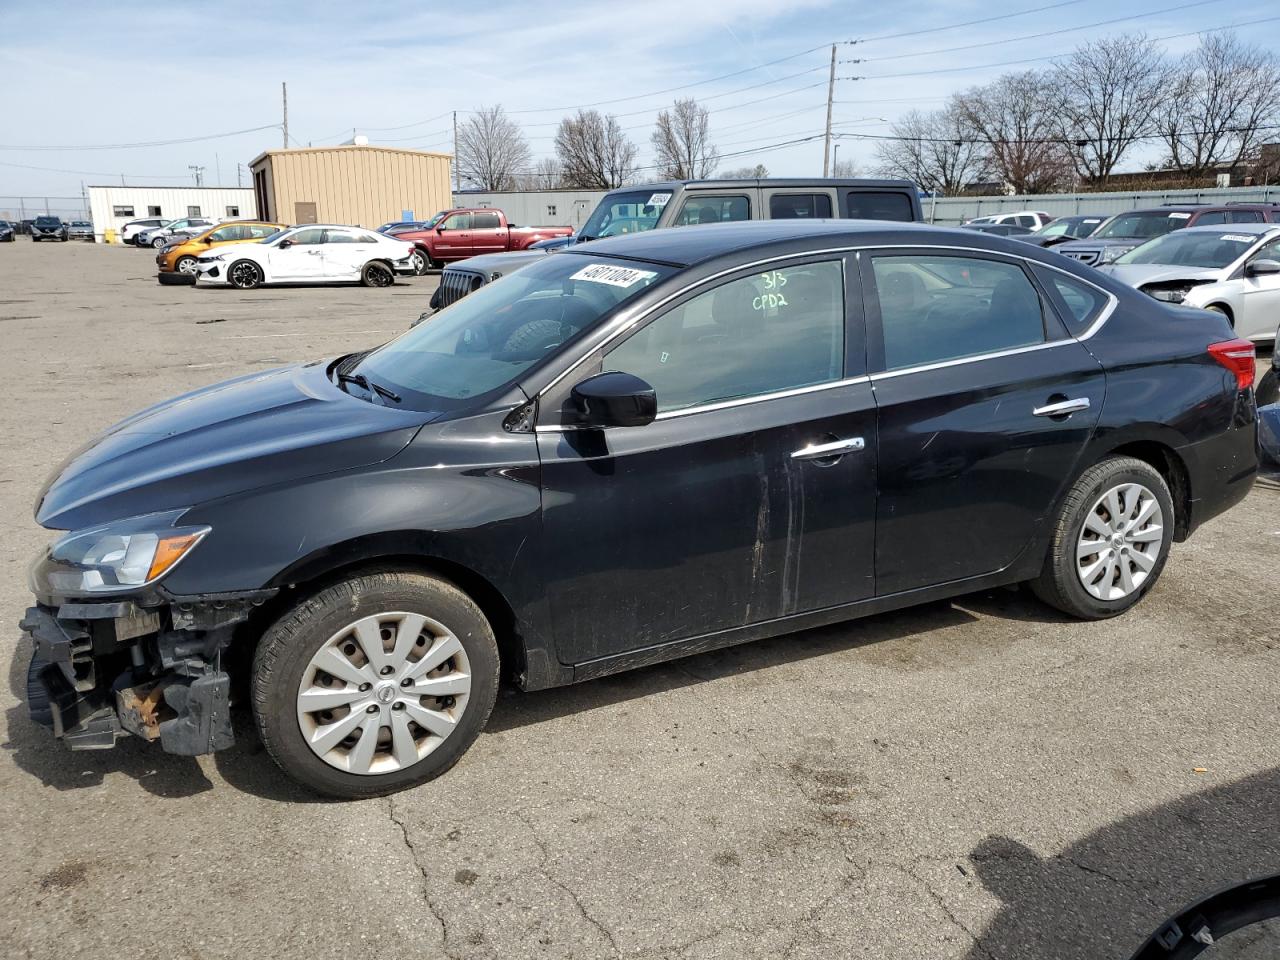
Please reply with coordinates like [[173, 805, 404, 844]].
[[248, 144, 453, 229]]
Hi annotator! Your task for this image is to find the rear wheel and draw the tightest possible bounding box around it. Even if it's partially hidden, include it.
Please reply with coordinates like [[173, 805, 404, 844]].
[[151, 235, 166, 249], [361, 261, 394, 287], [252, 571, 499, 798], [1031, 456, 1174, 619], [227, 260, 263, 289]]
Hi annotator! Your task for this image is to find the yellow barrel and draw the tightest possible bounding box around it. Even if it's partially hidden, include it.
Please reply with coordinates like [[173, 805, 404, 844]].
[[103, 228, 117, 244]]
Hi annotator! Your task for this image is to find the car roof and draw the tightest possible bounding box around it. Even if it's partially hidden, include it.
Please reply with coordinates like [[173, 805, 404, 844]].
[[606, 177, 918, 193], [1175, 222, 1280, 234], [564, 219, 1004, 267]]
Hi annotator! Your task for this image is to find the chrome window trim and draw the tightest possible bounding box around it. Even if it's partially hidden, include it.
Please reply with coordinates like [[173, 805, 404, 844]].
[[532, 241, 1120, 425]]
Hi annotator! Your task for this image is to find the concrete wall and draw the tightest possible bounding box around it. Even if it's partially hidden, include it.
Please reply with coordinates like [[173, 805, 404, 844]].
[[453, 189, 607, 228], [252, 145, 453, 229], [86, 186, 257, 241]]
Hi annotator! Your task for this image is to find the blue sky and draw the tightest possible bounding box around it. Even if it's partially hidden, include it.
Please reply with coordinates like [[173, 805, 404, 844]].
[[1, 0, 1277, 200]]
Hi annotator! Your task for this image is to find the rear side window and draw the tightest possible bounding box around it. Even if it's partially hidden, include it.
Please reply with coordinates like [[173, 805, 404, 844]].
[[1015, 215, 1036, 228], [605, 261, 845, 413], [471, 212, 502, 229], [1194, 210, 1228, 226], [1036, 269, 1110, 335], [846, 191, 915, 222], [673, 195, 750, 226], [871, 254, 1045, 371], [769, 194, 833, 219], [1229, 209, 1263, 223]]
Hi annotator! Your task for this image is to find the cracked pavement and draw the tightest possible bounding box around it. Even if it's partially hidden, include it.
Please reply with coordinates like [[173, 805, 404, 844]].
[[2, 242, 1278, 958]]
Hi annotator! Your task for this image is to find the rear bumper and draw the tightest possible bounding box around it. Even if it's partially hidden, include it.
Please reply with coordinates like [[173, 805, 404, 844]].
[[1178, 397, 1258, 536]]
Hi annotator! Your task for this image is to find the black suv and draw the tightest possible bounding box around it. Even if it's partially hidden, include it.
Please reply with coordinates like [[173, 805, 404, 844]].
[[426, 178, 922, 317], [1057, 203, 1280, 266], [22, 220, 1258, 798], [30, 216, 68, 242]]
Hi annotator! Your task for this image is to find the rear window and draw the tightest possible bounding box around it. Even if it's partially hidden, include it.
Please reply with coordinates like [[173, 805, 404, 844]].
[[673, 195, 751, 226], [769, 193, 833, 219], [471, 212, 502, 229], [846, 191, 915, 222]]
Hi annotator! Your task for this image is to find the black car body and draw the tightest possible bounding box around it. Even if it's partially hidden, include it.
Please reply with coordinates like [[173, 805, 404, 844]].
[[0, 221, 14, 242], [1057, 204, 1280, 266], [30, 216, 68, 241], [429, 177, 923, 313], [21, 220, 1258, 797]]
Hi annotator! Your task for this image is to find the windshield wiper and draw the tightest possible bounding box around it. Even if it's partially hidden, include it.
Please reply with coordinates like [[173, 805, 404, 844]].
[[337, 372, 401, 404]]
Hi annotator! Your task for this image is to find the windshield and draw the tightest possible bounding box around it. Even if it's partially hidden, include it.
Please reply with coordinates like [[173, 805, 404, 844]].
[[1115, 230, 1263, 268], [35, 217, 60, 225], [579, 191, 667, 240], [1093, 211, 1188, 240], [352, 254, 676, 408]]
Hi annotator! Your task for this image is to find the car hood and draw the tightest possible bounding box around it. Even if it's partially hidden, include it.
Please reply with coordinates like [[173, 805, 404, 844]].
[[1097, 264, 1225, 286], [448, 249, 549, 275], [36, 360, 436, 530]]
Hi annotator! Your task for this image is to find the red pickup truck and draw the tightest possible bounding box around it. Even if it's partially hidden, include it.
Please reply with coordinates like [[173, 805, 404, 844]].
[[401, 208, 573, 267]]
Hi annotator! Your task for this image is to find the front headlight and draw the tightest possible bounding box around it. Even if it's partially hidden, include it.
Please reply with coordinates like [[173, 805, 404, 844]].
[[199, 253, 228, 262], [29, 511, 209, 596], [1098, 245, 1135, 264]]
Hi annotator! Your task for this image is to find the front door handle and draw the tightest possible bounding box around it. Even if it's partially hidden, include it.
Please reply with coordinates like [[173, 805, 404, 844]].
[[791, 437, 865, 460], [1033, 397, 1090, 417]]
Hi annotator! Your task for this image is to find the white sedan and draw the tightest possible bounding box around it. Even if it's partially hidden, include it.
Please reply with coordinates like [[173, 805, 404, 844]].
[[195, 224, 417, 289]]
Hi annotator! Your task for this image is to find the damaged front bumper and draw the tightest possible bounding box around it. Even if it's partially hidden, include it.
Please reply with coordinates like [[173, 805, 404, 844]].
[[21, 590, 274, 756]]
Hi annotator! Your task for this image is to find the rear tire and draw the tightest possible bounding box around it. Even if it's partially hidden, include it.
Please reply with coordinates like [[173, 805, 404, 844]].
[[361, 261, 394, 287], [252, 570, 499, 799], [1031, 456, 1175, 619]]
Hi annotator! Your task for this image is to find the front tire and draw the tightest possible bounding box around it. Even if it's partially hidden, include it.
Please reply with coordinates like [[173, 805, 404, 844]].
[[1031, 456, 1175, 619], [361, 261, 394, 287], [175, 254, 198, 276], [409, 249, 427, 276], [227, 260, 263, 289], [252, 571, 499, 799]]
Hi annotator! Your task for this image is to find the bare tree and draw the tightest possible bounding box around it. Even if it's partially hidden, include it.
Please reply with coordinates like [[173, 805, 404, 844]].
[[1050, 34, 1171, 182], [874, 105, 988, 195], [515, 157, 564, 190], [1156, 33, 1280, 179], [455, 105, 531, 191], [555, 110, 638, 189], [651, 98, 718, 179], [831, 156, 861, 178], [954, 72, 1073, 193], [717, 163, 769, 179]]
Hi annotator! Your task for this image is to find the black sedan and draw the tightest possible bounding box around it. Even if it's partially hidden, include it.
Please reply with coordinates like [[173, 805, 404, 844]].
[[0, 221, 14, 242], [30, 216, 68, 241], [21, 220, 1259, 797]]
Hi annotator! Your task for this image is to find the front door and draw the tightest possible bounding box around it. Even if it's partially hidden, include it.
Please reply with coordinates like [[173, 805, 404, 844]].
[[433, 212, 473, 260], [1237, 234, 1280, 340], [269, 227, 328, 279], [537, 256, 877, 666], [862, 249, 1106, 595]]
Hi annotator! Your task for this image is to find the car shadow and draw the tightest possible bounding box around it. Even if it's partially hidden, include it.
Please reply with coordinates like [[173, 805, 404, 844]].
[[960, 766, 1280, 959]]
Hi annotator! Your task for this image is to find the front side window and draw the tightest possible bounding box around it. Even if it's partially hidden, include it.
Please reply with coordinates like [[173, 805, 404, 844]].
[[579, 190, 667, 239], [769, 194, 833, 219], [207, 226, 241, 242], [246, 224, 278, 239], [472, 212, 502, 229], [440, 213, 471, 230], [289, 227, 326, 245], [871, 254, 1045, 371], [846, 191, 915, 222], [673, 195, 751, 227], [353, 255, 674, 408], [604, 260, 844, 413]]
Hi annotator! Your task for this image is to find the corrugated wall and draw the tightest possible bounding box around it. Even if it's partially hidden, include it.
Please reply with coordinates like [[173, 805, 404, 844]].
[[256, 146, 453, 229], [924, 185, 1280, 224], [86, 186, 257, 240], [452, 190, 607, 228]]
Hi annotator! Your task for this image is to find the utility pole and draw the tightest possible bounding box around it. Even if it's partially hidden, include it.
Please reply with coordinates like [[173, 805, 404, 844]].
[[237, 162, 244, 188], [215, 152, 221, 187], [452, 110, 459, 195], [833, 143, 840, 177], [282, 82, 289, 149], [822, 43, 836, 177]]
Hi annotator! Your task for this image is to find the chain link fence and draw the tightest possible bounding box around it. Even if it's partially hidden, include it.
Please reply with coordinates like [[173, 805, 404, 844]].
[[0, 196, 90, 226]]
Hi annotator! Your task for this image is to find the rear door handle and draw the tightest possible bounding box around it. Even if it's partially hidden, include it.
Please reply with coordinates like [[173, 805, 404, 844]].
[[791, 437, 865, 460], [1033, 397, 1090, 417]]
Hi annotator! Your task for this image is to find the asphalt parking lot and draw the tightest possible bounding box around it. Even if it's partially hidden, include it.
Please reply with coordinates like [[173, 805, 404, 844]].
[[1, 239, 1278, 959]]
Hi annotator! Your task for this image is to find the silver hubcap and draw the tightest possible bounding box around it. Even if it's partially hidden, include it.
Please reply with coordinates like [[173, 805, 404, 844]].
[[177, 257, 197, 274], [1076, 482, 1164, 601], [296, 612, 471, 776], [410, 252, 425, 273]]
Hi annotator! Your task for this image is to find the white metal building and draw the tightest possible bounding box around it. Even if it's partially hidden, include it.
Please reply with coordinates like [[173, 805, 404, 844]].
[[87, 186, 257, 241], [453, 189, 607, 229]]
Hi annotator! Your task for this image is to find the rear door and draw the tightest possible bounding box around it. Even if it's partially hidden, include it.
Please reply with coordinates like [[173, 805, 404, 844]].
[[863, 249, 1106, 595], [536, 255, 877, 665], [1236, 233, 1280, 339], [321, 228, 380, 278], [468, 210, 507, 254]]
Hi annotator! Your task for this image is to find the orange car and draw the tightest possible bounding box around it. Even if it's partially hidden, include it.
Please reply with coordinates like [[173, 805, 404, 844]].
[[156, 221, 286, 284]]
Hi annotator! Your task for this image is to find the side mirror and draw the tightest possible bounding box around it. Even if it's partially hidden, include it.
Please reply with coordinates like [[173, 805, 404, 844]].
[[436, 225, 445, 233], [570, 372, 657, 428], [278, 238, 293, 249], [1246, 258, 1280, 277]]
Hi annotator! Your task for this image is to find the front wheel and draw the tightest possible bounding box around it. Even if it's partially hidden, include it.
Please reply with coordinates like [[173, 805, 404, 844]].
[[409, 249, 427, 276], [1031, 456, 1175, 619], [252, 571, 500, 798], [361, 261, 394, 287], [175, 254, 198, 276], [227, 259, 263, 289]]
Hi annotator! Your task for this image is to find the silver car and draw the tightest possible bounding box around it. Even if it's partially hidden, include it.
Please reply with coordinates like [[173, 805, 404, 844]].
[[1099, 222, 1280, 343], [136, 217, 216, 249]]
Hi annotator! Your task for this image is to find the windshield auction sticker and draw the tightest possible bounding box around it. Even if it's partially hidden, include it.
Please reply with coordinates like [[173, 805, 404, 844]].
[[570, 263, 658, 287], [647, 193, 672, 206], [1221, 234, 1254, 243], [1167, 212, 1192, 219]]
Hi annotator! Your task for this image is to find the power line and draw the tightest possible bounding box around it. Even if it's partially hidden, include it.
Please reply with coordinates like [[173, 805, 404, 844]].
[[843, 0, 1087, 44], [0, 158, 192, 179], [0, 123, 281, 152]]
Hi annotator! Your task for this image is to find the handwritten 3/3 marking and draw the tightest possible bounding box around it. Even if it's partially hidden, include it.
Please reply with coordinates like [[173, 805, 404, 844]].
[[760, 270, 788, 290]]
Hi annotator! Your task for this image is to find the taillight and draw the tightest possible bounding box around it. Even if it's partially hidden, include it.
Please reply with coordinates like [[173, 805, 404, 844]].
[[1207, 338, 1256, 389]]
